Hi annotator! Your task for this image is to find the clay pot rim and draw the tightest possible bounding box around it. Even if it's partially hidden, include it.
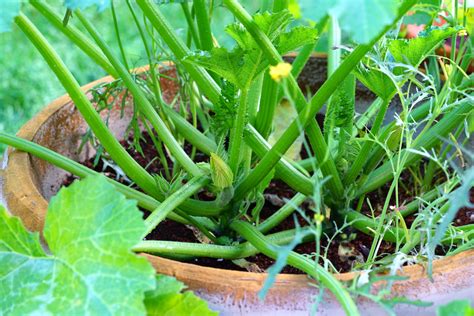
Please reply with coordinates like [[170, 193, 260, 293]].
[[3, 63, 474, 288]]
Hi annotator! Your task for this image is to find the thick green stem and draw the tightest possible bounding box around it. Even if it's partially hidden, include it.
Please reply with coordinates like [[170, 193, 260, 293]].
[[255, 72, 279, 138], [181, 2, 201, 48], [137, 0, 221, 104], [224, 0, 344, 199], [30, 0, 118, 77], [14, 13, 157, 195], [230, 220, 360, 316], [244, 125, 313, 195], [0, 132, 222, 217], [258, 193, 307, 234], [134, 228, 309, 259], [224, 0, 417, 202], [193, 0, 213, 51], [144, 176, 209, 236], [345, 98, 390, 185], [229, 89, 249, 174], [0, 132, 193, 224], [75, 10, 202, 177], [162, 106, 217, 154]]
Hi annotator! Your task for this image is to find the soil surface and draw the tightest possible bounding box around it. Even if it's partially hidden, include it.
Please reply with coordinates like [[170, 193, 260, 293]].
[[63, 129, 473, 274]]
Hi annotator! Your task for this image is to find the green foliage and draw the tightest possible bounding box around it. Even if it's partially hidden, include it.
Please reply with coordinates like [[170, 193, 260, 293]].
[[355, 66, 396, 100], [388, 26, 460, 75], [0, 206, 44, 256], [64, 0, 110, 11], [324, 74, 355, 166], [437, 300, 474, 316], [0, 176, 156, 315], [0, 0, 21, 33], [144, 275, 217, 316], [428, 167, 474, 275], [298, 0, 399, 44], [186, 10, 317, 89], [356, 26, 459, 98]]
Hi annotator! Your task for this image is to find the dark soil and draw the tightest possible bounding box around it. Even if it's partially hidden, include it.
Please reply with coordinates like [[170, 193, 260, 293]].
[[62, 127, 473, 274], [61, 56, 472, 274]]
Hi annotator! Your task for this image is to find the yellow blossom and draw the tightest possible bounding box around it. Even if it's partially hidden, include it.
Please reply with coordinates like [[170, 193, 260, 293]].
[[314, 213, 325, 224], [458, 29, 468, 37], [269, 62, 292, 82]]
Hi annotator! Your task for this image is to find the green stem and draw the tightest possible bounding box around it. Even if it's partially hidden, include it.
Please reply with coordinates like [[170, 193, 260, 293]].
[[258, 193, 307, 234], [14, 13, 157, 195], [244, 125, 313, 195], [193, 0, 214, 51], [134, 228, 309, 259], [181, 2, 201, 48], [0, 132, 222, 217], [358, 99, 472, 196], [255, 72, 279, 139], [30, 0, 118, 77], [111, 0, 130, 70], [230, 220, 360, 316], [229, 89, 249, 174], [0, 132, 192, 223], [162, 106, 217, 154], [75, 10, 203, 178], [144, 176, 209, 237], [137, 0, 221, 104], [344, 98, 390, 185]]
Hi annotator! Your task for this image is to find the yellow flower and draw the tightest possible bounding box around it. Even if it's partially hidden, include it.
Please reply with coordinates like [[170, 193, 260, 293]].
[[458, 29, 468, 37], [269, 62, 292, 82], [314, 213, 325, 224]]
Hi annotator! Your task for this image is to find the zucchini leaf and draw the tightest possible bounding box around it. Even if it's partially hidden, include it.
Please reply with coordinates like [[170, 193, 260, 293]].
[[356, 26, 459, 98], [185, 10, 317, 89], [436, 299, 474, 316], [0, 176, 156, 315], [388, 26, 460, 75], [144, 275, 217, 316], [0, 206, 44, 256]]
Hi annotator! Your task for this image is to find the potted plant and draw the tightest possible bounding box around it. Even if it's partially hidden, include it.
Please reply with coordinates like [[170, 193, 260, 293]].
[[1, 0, 473, 314]]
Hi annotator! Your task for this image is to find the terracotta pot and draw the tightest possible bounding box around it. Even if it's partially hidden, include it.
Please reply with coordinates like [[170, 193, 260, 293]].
[[1, 61, 473, 314]]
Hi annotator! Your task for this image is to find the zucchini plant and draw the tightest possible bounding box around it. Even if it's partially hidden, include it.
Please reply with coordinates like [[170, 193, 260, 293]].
[[0, 0, 472, 314]]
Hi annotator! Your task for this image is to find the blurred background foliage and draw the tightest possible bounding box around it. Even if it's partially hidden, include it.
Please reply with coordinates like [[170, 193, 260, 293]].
[[0, 0, 262, 153]]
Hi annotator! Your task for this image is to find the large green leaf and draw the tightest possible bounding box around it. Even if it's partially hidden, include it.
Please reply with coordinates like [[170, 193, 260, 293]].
[[437, 299, 474, 316], [356, 26, 459, 98], [0, 176, 156, 315], [0, 0, 21, 33], [0, 206, 44, 256], [186, 10, 316, 89], [144, 275, 218, 316], [355, 66, 396, 100], [299, 0, 400, 44], [388, 26, 460, 75]]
